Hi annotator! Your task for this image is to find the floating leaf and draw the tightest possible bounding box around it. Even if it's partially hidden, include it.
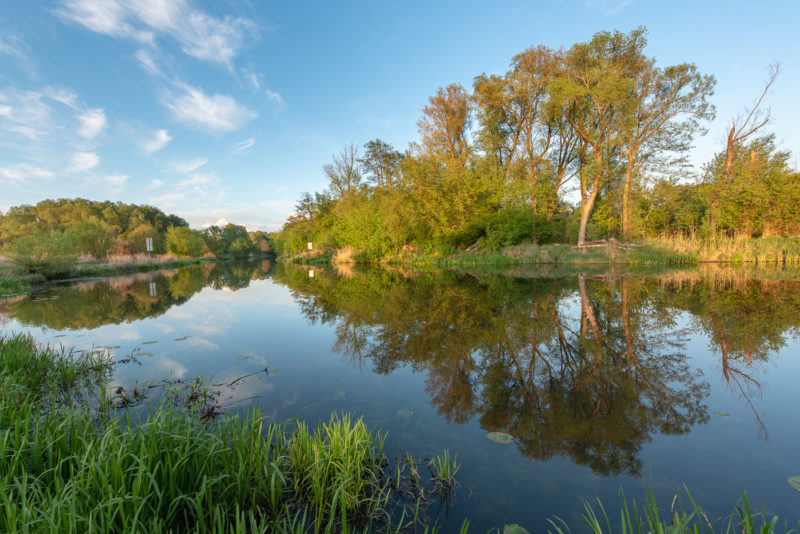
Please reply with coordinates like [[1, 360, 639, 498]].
[[247, 376, 264, 382], [269, 369, 281, 375], [486, 432, 515, 444], [54, 334, 67, 338], [174, 336, 189, 341], [110, 345, 121, 349], [236, 355, 250, 360], [137, 352, 154, 357], [396, 408, 415, 419], [142, 340, 158, 345], [788, 477, 800, 491], [503, 525, 530, 534], [713, 410, 730, 418], [333, 390, 347, 401]]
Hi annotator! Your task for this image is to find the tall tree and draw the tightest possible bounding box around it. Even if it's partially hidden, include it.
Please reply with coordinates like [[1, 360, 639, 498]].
[[709, 63, 780, 233], [324, 144, 362, 199], [550, 28, 648, 245], [359, 139, 404, 189], [620, 62, 716, 239], [417, 83, 472, 169]]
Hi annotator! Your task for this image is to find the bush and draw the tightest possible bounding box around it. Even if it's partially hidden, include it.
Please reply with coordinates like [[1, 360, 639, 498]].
[[165, 226, 206, 257], [3, 231, 78, 276]]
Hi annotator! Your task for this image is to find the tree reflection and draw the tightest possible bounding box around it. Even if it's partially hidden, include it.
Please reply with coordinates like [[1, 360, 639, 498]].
[[1, 261, 271, 330], [274, 265, 800, 476]]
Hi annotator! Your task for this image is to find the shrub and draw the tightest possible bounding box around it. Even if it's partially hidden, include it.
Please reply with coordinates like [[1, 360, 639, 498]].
[[3, 231, 78, 276]]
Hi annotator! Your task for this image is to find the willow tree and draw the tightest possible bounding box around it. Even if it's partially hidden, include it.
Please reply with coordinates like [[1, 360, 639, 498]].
[[620, 62, 716, 239], [550, 28, 647, 245]]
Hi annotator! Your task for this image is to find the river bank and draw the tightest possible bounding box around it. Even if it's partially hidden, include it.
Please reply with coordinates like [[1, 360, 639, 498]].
[[281, 236, 800, 268]]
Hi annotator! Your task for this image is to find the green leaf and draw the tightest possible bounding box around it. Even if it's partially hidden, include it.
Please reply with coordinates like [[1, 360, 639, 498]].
[[396, 408, 415, 419], [236, 355, 249, 360], [788, 476, 800, 491], [713, 410, 730, 418], [503, 524, 531, 534], [486, 432, 514, 444]]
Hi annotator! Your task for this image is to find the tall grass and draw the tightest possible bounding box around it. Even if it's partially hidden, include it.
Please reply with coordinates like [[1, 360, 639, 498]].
[[649, 235, 800, 264], [547, 487, 799, 534], [0, 333, 457, 533]]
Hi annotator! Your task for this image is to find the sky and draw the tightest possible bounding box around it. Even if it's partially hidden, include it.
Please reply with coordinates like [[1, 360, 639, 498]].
[[1, 1, 798, 231]]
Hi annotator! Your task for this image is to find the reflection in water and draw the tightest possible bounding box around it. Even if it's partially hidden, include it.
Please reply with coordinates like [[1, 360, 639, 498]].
[[273, 265, 800, 476], [0, 260, 271, 330]]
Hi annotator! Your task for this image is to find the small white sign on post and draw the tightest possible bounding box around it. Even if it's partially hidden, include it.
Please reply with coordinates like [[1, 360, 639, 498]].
[[146, 237, 153, 253], [149, 282, 157, 297], [308, 269, 314, 278], [307, 242, 313, 251]]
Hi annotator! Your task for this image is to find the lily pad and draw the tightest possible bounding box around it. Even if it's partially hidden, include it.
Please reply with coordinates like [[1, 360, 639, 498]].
[[333, 390, 347, 401], [788, 476, 800, 491], [713, 410, 730, 418], [486, 432, 515, 444], [396, 407, 415, 419], [504, 524, 530, 534], [236, 355, 250, 360], [141, 340, 158, 345]]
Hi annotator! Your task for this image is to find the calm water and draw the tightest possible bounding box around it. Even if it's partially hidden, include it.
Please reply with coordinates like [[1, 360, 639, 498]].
[[2, 260, 800, 531]]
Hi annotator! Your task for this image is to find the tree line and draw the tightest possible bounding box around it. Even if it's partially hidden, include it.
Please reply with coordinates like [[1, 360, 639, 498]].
[[271, 28, 799, 259], [0, 198, 271, 275]]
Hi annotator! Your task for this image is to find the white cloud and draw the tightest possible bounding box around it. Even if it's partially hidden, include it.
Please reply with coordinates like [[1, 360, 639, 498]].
[[102, 173, 128, 195], [165, 83, 256, 133], [232, 137, 255, 153], [134, 48, 160, 75], [57, 0, 257, 69], [68, 151, 100, 173], [177, 173, 213, 188], [0, 164, 54, 184], [265, 88, 284, 105], [77, 108, 107, 138], [144, 178, 165, 190], [172, 157, 207, 174], [144, 128, 172, 154], [0, 88, 52, 140], [241, 67, 260, 91]]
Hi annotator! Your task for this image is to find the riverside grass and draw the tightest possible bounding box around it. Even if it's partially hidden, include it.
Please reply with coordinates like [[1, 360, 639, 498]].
[[2, 333, 796, 533], [0, 333, 448, 533]]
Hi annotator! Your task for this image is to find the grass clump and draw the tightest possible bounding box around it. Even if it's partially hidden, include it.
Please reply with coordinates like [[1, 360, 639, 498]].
[[547, 487, 798, 534], [0, 333, 460, 533]]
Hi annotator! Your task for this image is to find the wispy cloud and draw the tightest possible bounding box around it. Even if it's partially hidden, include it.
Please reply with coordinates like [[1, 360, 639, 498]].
[[265, 88, 284, 105], [68, 151, 100, 173], [165, 83, 256, 134], [144, 178, 165, 190], [172, 157, 207, 174], [143, 128, 172, 154], [232, 137, 255, 153], [0, 164, 54, 184], [177, 172, 213, 188], [0, 33, 36, 75], [102, 173, 128, 195], [241, 67, 260, 91], [77, 108, 107, 138], [0, 88, 52, 140], [56, 0, 258, 69], [584, 0, 636, 14]]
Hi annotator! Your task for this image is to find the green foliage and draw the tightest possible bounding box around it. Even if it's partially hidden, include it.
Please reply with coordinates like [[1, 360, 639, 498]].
[[165, 226, 206, 257], [66, 219, 117, 258], [125, 223, 166, 254], [3, 230, 79, 276]]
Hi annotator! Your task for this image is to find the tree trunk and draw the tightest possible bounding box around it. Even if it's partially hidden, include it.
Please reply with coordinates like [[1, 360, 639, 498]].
[[622, 155, 634, 241], [577, 179, 600, 246]]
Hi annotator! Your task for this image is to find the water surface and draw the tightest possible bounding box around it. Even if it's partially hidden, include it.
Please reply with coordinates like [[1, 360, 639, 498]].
[[2, 260, 799, 531]]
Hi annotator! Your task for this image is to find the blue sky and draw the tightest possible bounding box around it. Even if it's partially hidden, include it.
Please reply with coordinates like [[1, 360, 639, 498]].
[[1, 1, 798, 230]]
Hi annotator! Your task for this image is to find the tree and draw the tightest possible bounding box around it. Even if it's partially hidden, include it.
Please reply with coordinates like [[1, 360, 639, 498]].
[[359, 139, 404, 189], [620, 61, 716, 239], [417, 83, 472, 168], [550, 28, 648, 245], [165, 226, 205, 257], [709, 63, 780, 233], [4, 230, 78, 276], [324, 144, 362, 199]]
